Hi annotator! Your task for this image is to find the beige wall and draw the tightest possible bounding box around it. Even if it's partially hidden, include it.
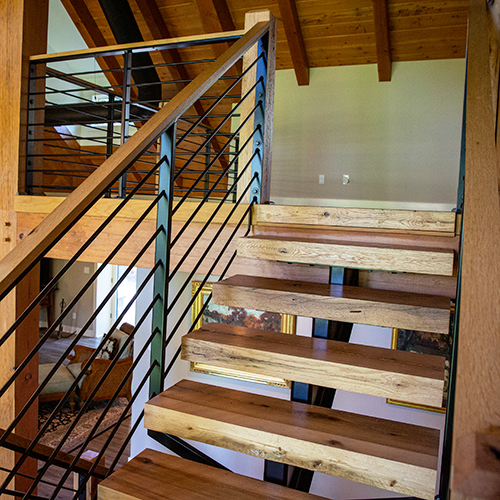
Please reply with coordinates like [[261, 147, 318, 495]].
[[271, 60, 466, 210]]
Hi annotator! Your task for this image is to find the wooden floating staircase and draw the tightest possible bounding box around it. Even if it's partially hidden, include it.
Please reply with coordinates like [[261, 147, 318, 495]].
[[143, 380, 439, 499], [103, 205, 456, 500]]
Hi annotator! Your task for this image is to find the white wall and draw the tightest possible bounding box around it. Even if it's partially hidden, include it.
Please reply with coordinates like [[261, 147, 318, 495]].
[[50, 259, 97, 336], [271, 60, 465, 210]]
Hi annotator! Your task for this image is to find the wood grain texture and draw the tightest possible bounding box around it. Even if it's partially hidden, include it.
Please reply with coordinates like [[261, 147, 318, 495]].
[[0, 21, 269, 299], [237, 10, 276, 204], [145, 380, 439, 499], [253, 204, 456, 233], [0, 0, 48, 488], [212, 275, 451, 333], [29, 29, 245, 62], [64, 0, 467, 74], [277, 0, 309, 85], [451, 0, 500, 497], [14, 195, 251, 225], [373, 0, 392, 81], [182, 323, 445, 406], [237, 235, 455, 276], [99, 448, 325, 500]]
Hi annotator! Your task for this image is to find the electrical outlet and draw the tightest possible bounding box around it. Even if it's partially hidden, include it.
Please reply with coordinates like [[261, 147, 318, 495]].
[[343, 174, 350, 185], [72, 312, 77, 319], [83, 266, 90, 274], [319, 175, 325, 185]]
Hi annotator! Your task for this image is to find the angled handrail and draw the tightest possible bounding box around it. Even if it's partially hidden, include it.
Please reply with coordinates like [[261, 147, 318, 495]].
[[0, 20, 270, 300], [31, 29, 245, 63]]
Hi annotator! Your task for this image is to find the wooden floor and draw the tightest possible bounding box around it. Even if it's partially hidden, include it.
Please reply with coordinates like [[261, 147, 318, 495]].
[[39, 330, 101, 365], [36, 333, 132, 500]]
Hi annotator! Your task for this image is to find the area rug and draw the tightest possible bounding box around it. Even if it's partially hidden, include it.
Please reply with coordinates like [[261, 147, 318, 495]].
[[38, 398, 129, 453]]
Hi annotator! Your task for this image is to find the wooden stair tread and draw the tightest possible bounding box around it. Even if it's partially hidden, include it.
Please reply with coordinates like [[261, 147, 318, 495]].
[[252, 204, 457, 234], [99, 449, 323, 500], [212, 275, 451, 334], [144, 380, 439, 499], [182, 323, 445, 407], [237, 235, 455, 276]]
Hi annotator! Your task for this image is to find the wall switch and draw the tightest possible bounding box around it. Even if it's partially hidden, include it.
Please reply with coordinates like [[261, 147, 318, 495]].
[[83, 266, 90, 274], [72, 312, 77, 319], [319, 175, 325, 185], [342, 174, 350, 185]]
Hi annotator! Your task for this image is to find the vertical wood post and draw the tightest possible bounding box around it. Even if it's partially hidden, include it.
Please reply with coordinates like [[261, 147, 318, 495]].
[[451, 0, 500, 498], [237, 10, 276, 204], [0, 0, 48, 492]]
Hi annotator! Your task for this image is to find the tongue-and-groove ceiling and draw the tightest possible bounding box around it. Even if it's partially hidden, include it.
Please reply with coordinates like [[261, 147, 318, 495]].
[[60, 0, 467, 84]]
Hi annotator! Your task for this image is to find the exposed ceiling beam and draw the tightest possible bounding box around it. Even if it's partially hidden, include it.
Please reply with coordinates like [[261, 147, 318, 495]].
[[134, 0, 229, 170], [372, 0, 392, 82], [193, 0, 235, 33], [277, 0, 309, 86], [192, 0, 242, 75], [60, 0, 124, 89]]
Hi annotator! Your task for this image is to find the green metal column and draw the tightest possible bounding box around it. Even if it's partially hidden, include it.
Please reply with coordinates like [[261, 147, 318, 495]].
[[150, 123, 176, 398]]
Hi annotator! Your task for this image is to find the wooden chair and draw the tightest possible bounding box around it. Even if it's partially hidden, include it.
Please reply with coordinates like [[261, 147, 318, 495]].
[[66, 323, 134, 406]]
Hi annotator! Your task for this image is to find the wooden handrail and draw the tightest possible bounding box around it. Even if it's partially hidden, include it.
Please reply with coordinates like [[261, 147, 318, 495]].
[[451, 0, 500, 498], [0, 20, 270, 299], [30, 29, 245, 63], [0, 428, 109, 479]]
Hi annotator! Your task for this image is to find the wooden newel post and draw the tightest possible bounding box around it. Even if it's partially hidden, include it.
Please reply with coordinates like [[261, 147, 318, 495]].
[[236, 10, 276, 205]]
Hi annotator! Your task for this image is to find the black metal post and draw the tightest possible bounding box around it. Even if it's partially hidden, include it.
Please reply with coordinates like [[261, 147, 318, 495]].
[[149, 122, 176, 398], [119, 50, 133, 198], [105, 94, 115, 198], [204, 140, 211, 197], [26, 63, 37, 195]]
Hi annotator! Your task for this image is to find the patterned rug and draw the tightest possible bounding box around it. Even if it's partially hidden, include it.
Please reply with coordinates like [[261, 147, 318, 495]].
[[38, 398, 129, 453]]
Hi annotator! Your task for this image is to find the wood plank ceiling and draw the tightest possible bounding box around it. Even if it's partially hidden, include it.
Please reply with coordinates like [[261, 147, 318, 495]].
[[61, 0, 468, 85]]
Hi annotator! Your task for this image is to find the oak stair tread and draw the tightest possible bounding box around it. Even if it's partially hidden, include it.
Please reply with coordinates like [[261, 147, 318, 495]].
[[98, 449, 324, 500], [182, 323, 446, 407], [212, 275, 451, 334], [252, 204, 456, 233], [144, 380, 439, 499], [237, 235, 455, 276]]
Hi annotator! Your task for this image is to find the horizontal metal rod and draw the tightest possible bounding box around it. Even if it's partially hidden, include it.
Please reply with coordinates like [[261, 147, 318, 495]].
[[68, 360, 159, 500], [165, 200, 253, 349], [164, 179, 255, 343], [173, 81, 261, 185], [106, 410, 144, 475], [18, 288, 161, 497], [172, 100, 259, 205], [176, 55, 262, 145], [171, 136, 256, 247], [0, 159, 163, 350]]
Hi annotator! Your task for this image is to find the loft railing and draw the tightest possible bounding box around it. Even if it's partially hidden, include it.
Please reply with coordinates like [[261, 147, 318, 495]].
[[0, 11, 275, 500], [25, 28, 248, 200]]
